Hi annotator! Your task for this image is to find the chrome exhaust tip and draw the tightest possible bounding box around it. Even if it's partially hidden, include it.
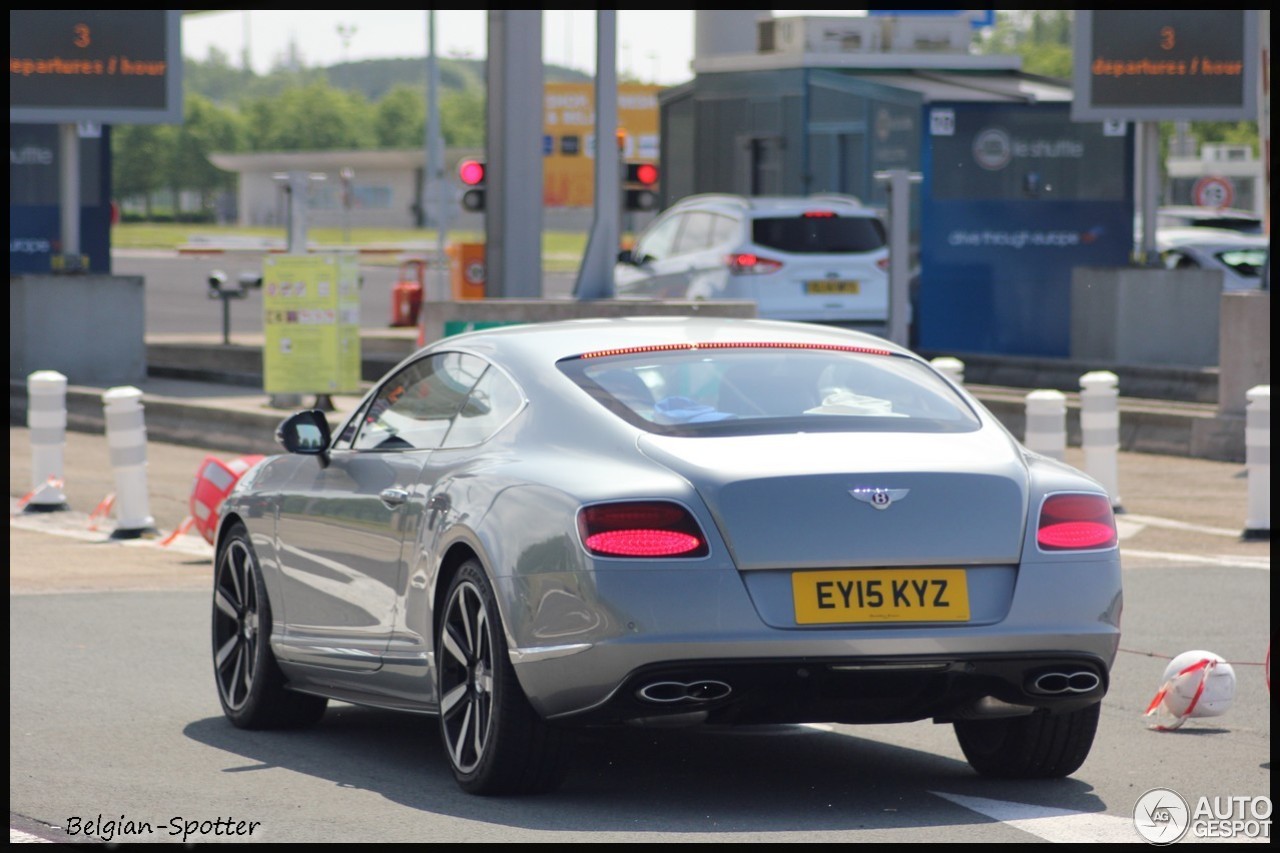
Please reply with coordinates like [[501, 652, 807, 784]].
[[636, 679, 732, 704], [1031, 670, 1101, 695]]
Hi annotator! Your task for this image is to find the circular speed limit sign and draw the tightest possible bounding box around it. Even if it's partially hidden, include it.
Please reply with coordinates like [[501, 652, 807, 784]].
[[1192, 176, 1234, 209]]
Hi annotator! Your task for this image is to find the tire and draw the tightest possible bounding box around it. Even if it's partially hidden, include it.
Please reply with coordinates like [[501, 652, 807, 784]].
[[954, 702, 1100, 779], [212, 523, 327, 730], [436, 559, 568, 795]]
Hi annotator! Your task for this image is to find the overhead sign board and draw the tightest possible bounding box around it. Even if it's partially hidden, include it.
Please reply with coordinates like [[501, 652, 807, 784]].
[[9, 10, 183, 124], [1071, 10, 1257, 122]]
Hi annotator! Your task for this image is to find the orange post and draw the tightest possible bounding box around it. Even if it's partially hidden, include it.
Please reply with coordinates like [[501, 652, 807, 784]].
[[446, 243, 486, 300]]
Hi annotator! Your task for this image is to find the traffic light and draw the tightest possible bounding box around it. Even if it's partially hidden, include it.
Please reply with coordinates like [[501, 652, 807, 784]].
[[624, 161, 660, 212], [459, 158, 486, 212]]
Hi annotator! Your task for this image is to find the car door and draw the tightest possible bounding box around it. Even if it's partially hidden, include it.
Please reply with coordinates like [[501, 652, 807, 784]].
[[614, 212, 687, 297], [377, 360, 530, 697], [272, 351, 487, 672]]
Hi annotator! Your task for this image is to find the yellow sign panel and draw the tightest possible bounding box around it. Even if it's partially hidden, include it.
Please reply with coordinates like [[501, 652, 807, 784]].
[[544, 82, 661, 207], [262, 254, 361, 394]]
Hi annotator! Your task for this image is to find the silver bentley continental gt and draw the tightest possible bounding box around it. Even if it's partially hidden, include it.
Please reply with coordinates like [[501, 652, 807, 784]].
[[211, 316, 1122, 795]]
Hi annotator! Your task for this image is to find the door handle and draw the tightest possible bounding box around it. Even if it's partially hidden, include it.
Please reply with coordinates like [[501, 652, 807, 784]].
[[379, 488, 409, 508]]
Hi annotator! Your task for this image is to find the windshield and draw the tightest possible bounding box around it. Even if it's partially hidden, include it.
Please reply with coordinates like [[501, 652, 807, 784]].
[[558, 344, 980, 437]]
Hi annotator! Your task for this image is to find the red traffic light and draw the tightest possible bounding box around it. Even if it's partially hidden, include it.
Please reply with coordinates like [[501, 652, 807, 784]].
[[459, 159, 486, 186], [627, 162, 659, 187]]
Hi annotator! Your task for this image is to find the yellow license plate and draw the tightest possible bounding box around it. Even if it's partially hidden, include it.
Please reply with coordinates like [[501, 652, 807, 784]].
[[792, 569, 970, 624], [805, 280, 860, 294]]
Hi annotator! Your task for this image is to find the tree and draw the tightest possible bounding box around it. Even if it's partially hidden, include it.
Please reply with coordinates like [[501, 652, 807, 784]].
[[112, 124, 172, 218], [242, 82, 378, 151], [440, 88, 485, 148], [374, 85, 426, 148], [169, 94, 248, 219]]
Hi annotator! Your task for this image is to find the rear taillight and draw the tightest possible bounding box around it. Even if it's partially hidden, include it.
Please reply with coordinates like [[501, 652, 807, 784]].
[[876, 257, 890, 273], [725, 253, 784, 275], [1037, 493, 1117, 551], [578, 501, 709, 558]]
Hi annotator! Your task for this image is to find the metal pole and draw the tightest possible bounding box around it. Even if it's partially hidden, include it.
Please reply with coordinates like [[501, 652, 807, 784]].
[[873, 169, 921, 346], [427, 11, 449, 302], [1138, 121, 1161, 266], [574, 11, 621, 300], [485, 11, 544, 298], [59, 123, 80, 267]]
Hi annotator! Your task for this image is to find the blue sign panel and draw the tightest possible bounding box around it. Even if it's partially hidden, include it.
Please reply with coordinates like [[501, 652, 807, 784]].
[[8, 123, 112, 274], [917, 103, 1133, 357]]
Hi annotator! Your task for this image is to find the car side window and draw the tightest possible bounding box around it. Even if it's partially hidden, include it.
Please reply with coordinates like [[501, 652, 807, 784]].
[[710, 213, 741, 247], [634, 214, 682, 263], [673, 211, 715, 255], [441, 365, 525, 448], [352, 352, 487, 451]]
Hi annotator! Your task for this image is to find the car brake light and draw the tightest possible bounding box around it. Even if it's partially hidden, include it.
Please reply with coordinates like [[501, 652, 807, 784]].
[[803, 210, 837, 218], [725, 253, 784, 275], [579, 501, 709, 558], [1037, 493, 1117, 551], [876, 257, 890, 273]]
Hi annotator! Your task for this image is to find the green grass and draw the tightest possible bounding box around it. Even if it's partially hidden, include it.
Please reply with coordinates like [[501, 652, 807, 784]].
[[111, 223, 590, 272]]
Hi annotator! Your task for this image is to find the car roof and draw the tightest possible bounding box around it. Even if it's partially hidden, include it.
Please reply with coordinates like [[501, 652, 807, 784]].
[[669, 193, 880, 218], [1158, 205, 1261, 221], [1157, 227, 1270, 249], [427, 316, 912, 367]]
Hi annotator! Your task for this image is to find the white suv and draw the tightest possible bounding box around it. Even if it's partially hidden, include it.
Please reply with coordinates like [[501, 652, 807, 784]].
[[614, 194, 889, 330]]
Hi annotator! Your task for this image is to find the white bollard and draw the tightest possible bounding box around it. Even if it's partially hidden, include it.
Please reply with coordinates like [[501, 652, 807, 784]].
[[1244, 385, 1270, 540], [102, 386, 158, 539], [1024, 389, 1066, 461], [25, 370, 70, 511], [930, 356, 965, 386], [1079, 370, 1122, 510]]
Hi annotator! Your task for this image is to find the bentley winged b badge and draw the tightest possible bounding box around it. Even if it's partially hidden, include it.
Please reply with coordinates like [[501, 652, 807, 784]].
[[849, 487, 910, 510]]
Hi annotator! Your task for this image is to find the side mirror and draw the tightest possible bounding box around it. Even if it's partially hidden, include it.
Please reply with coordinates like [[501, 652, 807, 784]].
[[276, 409, 332, 467]]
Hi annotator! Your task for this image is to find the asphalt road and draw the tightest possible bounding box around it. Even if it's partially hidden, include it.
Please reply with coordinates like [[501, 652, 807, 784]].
[[9, 427, 1272, 843], [112, 250, 577, 339]]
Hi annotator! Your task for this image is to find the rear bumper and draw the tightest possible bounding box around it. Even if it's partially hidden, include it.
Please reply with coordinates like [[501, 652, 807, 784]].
[[546, 652, 1110, 726]]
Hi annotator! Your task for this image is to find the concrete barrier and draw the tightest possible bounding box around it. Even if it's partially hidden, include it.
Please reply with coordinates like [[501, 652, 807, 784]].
[[1070, 267, 1223, 368], [11, 274, 146, 385], [1219, 291, 1271, 416]]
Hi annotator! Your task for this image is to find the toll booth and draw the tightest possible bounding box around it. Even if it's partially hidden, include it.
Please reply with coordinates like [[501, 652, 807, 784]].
[[661, 13, 1138, 359], [917, 103, 1135, 357]]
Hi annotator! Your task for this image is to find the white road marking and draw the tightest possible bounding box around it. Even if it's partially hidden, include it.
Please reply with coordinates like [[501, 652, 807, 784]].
[[1122, 549, 1270, 570], [1119, 514, 1246, 539], [930, 791, 1142, 843], [9, 828, 52, 843], [9, 503, 213, 558]]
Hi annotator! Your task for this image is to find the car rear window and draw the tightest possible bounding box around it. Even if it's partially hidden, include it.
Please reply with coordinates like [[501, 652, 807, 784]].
[[559, 344, 979, 437], [751, 214, 886, 254]]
